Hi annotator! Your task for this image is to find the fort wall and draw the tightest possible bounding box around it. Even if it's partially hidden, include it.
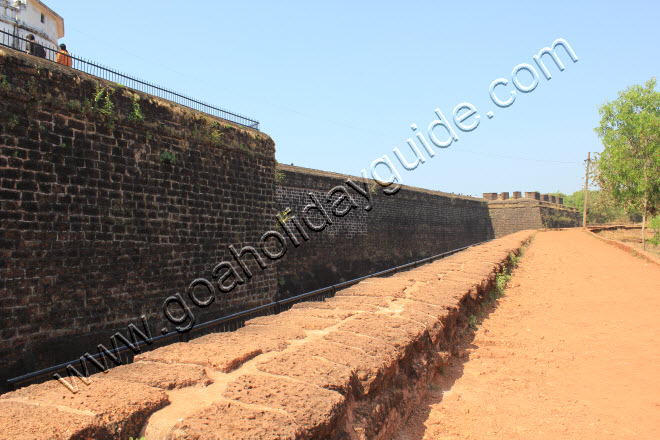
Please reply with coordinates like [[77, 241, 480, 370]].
[[0, 48, 277, 384], [485, 191, 580, 238]]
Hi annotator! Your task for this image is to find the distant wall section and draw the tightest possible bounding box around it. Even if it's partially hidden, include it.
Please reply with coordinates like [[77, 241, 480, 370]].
[[274, 165, 495, 296], [486, 191, 580, 238]]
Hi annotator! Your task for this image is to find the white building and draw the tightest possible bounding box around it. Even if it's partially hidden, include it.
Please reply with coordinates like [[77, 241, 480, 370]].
[[0, 0, 64, 53]]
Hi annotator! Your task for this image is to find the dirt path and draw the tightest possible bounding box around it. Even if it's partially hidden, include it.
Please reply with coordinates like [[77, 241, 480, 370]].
[[396, 229, 660, 440]]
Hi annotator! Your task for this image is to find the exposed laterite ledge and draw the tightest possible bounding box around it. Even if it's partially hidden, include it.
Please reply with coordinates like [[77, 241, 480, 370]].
[[0, 230, 535, 439]]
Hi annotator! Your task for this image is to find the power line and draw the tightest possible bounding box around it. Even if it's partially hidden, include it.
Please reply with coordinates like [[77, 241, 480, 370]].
[[66, 25, 585, 166], [451, 147, 582, 165]]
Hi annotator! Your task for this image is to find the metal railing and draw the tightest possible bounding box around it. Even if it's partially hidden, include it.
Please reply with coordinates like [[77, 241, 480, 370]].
[[6, 239, 490, 390], [0, 29, 260, 130]]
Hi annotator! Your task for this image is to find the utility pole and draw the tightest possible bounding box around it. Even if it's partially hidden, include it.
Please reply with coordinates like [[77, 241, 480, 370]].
[[583, 152, 590, 229]]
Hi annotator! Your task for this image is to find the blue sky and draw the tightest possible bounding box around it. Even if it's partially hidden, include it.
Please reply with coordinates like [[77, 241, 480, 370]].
[[49, 0, 659, 197]]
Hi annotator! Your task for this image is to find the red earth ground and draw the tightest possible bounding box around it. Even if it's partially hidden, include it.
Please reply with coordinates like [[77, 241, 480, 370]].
[[595, 227, 660, 259], [395, 229, 660, 440]]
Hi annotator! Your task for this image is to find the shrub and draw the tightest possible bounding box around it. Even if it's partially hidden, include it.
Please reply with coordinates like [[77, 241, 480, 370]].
[[649, 215, 660, 246], [158, 150, 177, 165], [92, 85, 116, 129], [468, 314, 477, 329], [128, 96, 144, 124]]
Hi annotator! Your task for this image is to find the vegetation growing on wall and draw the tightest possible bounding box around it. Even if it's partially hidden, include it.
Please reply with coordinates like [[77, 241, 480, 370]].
[[128, 95, 144, 124], [92, 85, 117, 129], [206, 121, 225, 145], [158, 150, 177, 165], [7, 115, 19, 129]]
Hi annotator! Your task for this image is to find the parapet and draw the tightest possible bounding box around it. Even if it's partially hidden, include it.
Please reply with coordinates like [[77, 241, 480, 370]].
[[484, 191, 564, 205]]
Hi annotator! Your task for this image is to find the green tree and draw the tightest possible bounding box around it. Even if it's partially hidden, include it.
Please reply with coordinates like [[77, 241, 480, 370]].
[[556, 189, 641, 225], [595, 78, 660, 250]]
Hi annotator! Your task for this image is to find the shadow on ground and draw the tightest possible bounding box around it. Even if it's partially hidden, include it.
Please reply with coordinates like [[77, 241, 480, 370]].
[[392, 297, 502, 440]]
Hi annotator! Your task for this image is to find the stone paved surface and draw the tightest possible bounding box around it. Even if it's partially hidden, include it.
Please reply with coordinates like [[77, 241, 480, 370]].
[[0, 230, 534, 439]]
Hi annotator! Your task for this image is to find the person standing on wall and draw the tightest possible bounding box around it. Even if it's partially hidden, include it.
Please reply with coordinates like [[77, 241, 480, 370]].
[[56, 43, 72, 67], [25, 34, 46, 58]]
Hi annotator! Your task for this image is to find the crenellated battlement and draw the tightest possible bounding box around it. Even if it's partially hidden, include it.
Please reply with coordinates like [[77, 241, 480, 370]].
[[483, 191, 579, 237], [483, 191, 564, 206]]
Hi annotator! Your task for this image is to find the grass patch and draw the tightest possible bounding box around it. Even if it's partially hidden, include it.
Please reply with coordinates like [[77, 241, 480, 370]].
[[483, 236, 534, 307], [7, 115, 19, 129], [429, 383, 443, 391], [203, 121, 225, 145], [495, 272, 510, 297], [67, 99, 82, 112]]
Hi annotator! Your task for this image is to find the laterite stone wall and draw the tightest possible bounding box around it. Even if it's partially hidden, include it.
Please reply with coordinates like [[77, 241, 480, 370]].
[[0, 48, 277, 387], [488, 199, 544, 238], [488, 198, 580, 238], [274, 165, 495, 297]]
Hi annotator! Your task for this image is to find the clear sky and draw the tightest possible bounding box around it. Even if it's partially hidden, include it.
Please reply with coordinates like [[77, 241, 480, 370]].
[[48, 0, 659, 197]]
